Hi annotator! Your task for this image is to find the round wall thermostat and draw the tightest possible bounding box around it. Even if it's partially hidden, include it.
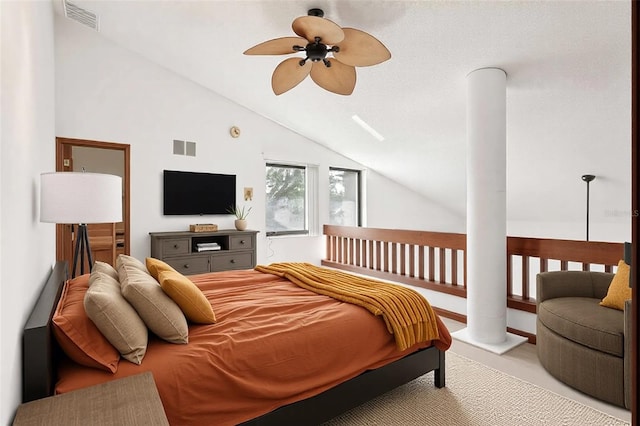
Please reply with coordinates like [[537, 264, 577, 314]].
[[230, 126, 241, 138]]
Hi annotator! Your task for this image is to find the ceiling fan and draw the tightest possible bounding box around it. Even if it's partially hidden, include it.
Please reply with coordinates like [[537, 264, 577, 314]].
[[244, 8, 391, 96]]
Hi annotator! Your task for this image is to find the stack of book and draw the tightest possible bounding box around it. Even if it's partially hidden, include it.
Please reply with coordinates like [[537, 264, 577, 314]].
[[196, 242, 221, 252]]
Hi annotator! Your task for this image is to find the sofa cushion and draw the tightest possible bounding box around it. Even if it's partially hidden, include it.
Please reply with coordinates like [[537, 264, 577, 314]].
[[538, 297, 624, 357], [600, 260, 631, 310]]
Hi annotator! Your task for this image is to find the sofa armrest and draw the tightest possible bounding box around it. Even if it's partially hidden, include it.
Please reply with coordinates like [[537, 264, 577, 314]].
[[624, 299, 631, 409], [536, 271, 599, 303]]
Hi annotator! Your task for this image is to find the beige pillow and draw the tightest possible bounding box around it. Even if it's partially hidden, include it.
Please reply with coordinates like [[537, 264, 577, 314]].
[[84, 272, 148, 364], [600, 260, 631, 310], [116, 254, 148, 274], [92, 261, 119, 281], [158, 270, 216, 324], [120, 265, 188, 344], [146, 257, 177, 281]]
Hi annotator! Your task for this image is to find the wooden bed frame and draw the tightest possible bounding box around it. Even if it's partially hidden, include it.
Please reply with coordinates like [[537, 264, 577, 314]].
[[23, 261, 446, 425]]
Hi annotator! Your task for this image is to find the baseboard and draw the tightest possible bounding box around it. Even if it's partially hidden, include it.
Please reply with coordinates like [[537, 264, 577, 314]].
[[433, 306, 537, 345]]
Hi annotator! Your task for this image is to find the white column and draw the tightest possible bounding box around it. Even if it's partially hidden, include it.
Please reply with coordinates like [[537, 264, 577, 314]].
[[452, 68, 526, 354], [467, 68, 507, 343]]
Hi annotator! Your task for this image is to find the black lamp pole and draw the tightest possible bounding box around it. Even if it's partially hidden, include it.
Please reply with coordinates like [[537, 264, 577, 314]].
[[581, 174, 596, 241]]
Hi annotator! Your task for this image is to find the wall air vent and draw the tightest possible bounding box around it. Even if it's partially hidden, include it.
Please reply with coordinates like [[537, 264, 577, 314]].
[[63, 0, 99, 31]]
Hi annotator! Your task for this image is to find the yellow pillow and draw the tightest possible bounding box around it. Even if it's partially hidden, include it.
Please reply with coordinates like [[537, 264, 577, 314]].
[[600, 260, 631, 310], [158, 270, 216, 324], [146, 257, 176, 281]]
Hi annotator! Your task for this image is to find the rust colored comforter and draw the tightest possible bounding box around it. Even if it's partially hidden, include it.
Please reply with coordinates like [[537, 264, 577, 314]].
[[56, 269, 451, 425]]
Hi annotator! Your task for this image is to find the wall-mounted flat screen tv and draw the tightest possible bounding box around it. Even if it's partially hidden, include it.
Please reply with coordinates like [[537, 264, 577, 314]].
[[163, 170, 236, 215]]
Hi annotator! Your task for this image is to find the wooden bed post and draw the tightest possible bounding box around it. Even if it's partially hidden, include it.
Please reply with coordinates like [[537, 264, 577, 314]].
[[434, 349, 446, 388]]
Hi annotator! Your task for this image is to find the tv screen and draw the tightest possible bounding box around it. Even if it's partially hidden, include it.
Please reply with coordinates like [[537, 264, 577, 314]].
[[163, 170, 236, 215]]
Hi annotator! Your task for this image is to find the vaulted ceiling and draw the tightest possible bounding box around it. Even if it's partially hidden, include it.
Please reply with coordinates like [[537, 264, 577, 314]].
[[54, 1, 632, 225]]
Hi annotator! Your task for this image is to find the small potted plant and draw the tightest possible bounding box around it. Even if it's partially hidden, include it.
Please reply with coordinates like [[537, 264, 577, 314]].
[[227, 205, 252, 231]]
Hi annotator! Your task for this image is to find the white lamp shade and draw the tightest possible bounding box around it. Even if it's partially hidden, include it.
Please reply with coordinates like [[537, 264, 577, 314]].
[[40, 172, 123, 224]]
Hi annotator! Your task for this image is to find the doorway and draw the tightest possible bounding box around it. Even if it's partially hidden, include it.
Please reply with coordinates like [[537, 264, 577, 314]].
[[55, 137, 131, 271]]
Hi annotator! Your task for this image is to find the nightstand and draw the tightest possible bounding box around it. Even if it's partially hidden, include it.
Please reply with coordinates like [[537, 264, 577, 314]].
[[13, 372, 169, 425]]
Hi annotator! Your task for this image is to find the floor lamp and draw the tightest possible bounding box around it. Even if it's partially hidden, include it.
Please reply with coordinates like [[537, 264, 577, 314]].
[[581, 174, 596, 241], [40, 172, 123, 278]]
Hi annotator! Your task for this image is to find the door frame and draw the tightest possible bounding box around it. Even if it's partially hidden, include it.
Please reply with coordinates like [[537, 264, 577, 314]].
[[55, 137, 131, 263]]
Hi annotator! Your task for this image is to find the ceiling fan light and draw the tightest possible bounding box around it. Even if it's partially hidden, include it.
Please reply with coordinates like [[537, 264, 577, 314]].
[[306, 42, 328, 61]]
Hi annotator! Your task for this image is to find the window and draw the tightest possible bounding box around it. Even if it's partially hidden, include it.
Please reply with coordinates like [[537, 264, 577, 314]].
[[266, 163, 309, 236], [329, 167, 361, 226]]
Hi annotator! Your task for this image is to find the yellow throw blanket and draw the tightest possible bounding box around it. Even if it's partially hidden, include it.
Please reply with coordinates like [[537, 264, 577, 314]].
[[255, 262, 440, 351]]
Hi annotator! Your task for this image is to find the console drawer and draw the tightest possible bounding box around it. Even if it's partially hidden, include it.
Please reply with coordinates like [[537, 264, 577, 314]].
[[165, 255, 209, 275], [230, 235, 253, 250], [211, 252, 253, 271], [161, 239, 190, 256]]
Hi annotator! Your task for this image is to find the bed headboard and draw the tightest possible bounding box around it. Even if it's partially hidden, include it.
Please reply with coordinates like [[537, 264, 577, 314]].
[[22, 261, 68, 402]]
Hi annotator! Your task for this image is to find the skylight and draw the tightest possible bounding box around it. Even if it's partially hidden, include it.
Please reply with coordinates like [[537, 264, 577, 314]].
[[352, 115, 384, 142]]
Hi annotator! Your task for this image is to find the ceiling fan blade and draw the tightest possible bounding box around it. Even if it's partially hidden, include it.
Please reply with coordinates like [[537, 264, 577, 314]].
[[333, 28, 391, 67], [244, 37, 308, 55], [292, 16, 345, 45], [310, 59, 356, 96], [271, 58, 312, 95]]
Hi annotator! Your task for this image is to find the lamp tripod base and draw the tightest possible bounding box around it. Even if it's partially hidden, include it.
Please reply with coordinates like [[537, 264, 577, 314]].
[[72, 224, 93, 278]]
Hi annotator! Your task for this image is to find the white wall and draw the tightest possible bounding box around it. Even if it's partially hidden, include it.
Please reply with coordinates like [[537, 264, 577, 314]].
[[367, 171, 466, 233], [508, 219, 631, 243], [54, 14, 463, 266], [0, 1, 56, 423]]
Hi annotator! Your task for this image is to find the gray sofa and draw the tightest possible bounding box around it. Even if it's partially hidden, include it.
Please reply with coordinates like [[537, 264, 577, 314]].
[[536, 271, 631, 409]]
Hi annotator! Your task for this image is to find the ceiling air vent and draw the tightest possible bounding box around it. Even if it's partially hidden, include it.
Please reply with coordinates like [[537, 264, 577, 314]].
[[63, 0, 99, 31]]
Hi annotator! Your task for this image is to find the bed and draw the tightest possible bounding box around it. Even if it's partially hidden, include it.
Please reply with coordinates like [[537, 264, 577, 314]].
[[23, 260, 451, 425]]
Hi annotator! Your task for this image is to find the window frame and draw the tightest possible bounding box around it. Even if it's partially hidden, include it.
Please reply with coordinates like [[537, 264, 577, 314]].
[[328, 167, 362, 227], [265, 162, 316, 237]]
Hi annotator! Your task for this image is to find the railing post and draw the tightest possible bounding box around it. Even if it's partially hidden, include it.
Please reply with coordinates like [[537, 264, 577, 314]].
[[383, 242, 389, 272], [521, 255, 529, 300], [451, 249, 458, 286], [409, 245, 416, 278], [428, 247, 435, 281]]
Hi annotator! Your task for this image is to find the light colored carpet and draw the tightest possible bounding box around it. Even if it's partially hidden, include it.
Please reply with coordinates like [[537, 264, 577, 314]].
[[323, 351, 629, 426]]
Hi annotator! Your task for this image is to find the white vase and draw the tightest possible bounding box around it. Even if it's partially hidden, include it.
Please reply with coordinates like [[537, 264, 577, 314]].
[[234, 219, 247, 231]]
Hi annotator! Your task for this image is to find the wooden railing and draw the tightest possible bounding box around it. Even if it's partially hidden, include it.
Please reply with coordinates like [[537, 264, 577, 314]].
[[322, 225, 624, 315], [506, 237, 623, 312], [323, 225, 467, 297]]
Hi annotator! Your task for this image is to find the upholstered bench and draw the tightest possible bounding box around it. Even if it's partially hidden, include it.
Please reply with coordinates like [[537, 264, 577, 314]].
[[536, 270, 631, 409], [13, 372, 169, 425]]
